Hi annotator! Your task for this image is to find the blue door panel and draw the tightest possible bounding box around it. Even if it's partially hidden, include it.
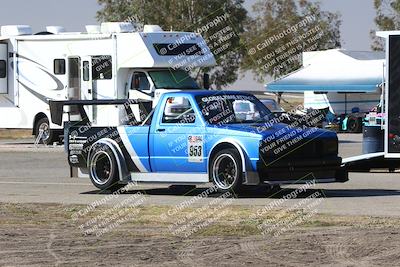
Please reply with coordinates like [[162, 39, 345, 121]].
[[124, 126, 152, 171], [149, 94, 207, 173]]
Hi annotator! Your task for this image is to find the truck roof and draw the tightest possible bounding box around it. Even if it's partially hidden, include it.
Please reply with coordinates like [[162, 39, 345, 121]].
[[168, 90, 254, 97]]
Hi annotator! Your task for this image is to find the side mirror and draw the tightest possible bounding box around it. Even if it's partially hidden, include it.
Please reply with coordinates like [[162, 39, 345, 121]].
[[203, 73, 210, 89]]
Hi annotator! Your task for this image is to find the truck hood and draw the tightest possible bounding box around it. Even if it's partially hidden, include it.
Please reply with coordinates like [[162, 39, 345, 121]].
[[211, 123, 337, 139]]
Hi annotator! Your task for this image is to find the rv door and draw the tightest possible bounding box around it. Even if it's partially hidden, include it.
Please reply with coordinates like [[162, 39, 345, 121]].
[[0, 43, 7, 94], [81, 57, 93, 120]]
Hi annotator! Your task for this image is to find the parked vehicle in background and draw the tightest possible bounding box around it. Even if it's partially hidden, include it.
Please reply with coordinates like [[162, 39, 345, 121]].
[[260, 99, 285, 114], [260, 99, 291, 121], [260, 99, 324, 128]]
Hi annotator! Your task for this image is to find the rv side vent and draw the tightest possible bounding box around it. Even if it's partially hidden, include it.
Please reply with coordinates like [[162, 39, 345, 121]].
[[85, 25, 101, 34], [143, 25, 163, 33], [1, 25, 32, 36], [46, 26, 66, 34], [100, 22, 134, 34]]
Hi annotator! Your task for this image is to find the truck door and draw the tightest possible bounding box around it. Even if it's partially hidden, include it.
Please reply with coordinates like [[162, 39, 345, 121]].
[[81, 57, 93, 121], [150, 95, 206, 173], [0, 43, 7, 94], [128, 71, 152, 101]]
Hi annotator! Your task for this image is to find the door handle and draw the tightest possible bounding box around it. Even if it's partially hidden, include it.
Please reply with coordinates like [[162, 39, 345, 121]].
[[88, 89, 92, 94], [157, 128, 166, 132]]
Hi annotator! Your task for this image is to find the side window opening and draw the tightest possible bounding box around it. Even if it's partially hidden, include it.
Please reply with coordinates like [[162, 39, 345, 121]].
[[54, 59, 65, 75], [162, 97, 196, 124], [92, 55, 112, 80], [131, 72, 150, 90]]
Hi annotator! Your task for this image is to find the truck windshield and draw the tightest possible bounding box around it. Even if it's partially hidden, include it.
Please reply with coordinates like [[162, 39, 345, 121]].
[[148, 69, 200, 89], [196, 94, 272, 124]]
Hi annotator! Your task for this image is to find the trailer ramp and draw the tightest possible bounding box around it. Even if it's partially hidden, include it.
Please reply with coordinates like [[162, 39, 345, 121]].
[[342, 152, 400, 172]]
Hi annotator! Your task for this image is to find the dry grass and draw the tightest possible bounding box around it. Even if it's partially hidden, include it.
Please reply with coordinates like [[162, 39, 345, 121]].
[[1, 203, 399, 237], [0, 129, 32, 139]]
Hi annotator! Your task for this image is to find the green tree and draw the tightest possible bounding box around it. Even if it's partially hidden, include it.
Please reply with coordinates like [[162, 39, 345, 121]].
[[97, 0, 248, 89], [371, 0, 400, 50], [240, 0, 341, 82]]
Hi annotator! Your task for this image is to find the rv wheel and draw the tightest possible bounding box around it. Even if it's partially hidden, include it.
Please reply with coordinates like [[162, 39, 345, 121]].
[[210, 148, 243, 194], [34, 117, 55, 145], [89, 144, 123, 192]]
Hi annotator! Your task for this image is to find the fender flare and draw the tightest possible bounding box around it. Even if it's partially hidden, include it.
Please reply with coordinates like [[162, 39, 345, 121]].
[[207, 138, 250, 174], [207, 138, 260, 185], [87, 138, 131, 182]]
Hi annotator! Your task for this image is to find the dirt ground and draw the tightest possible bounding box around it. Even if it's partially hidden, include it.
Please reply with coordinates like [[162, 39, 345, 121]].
[[0, 203, 399, 267]]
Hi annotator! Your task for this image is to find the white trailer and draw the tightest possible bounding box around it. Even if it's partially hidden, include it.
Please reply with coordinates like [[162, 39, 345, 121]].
[[343, 31, 400, 170], [0, 22, 215, 144]]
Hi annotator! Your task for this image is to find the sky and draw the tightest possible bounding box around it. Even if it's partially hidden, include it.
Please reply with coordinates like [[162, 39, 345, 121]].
[[243, 0, 377, 51], [0, 0, 379, 90]]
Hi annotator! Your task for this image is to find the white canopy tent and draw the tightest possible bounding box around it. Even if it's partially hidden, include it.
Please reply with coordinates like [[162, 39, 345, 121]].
[[267, 49, 384, 92], [266, 49, 385, 114]]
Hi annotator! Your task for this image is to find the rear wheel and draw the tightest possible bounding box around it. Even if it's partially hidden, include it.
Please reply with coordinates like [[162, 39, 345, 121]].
[[210, 148, 243, 194], [34, 117, 56, 145], [89, 144, 123, 192]]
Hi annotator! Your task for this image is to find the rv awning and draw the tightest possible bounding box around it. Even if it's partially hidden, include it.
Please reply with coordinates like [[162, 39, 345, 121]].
[[266, 50, 385, 93]]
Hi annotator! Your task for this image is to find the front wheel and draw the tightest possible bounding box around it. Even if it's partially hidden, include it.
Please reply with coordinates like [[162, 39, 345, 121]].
[[209, 148, 243, 194], [89, 144, 123, 192]]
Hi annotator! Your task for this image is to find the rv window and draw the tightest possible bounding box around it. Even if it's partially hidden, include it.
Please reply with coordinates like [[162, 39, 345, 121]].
[[131, 72, 150, 90], [153, 43, 203, 56], [0, 60, 6, 78], [54, 59, 65, 75], [83, 61, 90, 81], [92, 55, 112, 80]]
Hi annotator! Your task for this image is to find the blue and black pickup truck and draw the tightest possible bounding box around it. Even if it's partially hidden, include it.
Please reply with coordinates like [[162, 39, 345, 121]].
[[50, 90, 347, 193]]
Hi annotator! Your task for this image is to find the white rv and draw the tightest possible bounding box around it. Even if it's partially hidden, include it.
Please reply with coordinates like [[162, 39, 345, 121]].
[[0, 23, 215, 144]]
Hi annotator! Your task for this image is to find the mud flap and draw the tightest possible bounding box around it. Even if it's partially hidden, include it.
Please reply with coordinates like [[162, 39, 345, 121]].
[[335, 168, 348, 183]]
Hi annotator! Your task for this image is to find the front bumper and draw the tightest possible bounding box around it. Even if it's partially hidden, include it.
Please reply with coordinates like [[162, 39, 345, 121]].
[[256, 157, 348, 184]]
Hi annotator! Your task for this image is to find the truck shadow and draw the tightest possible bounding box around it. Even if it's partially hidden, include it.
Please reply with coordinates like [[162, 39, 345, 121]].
[[82, 186, 400, 199]]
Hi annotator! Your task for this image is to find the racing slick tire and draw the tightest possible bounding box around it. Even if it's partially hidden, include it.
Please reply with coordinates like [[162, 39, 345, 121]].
[[210, 148, 243, 194], [88, 144, 124, 192]]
